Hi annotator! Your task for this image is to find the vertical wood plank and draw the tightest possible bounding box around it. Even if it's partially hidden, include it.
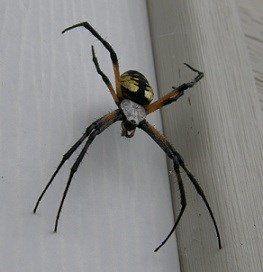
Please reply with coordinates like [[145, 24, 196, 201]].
[[0, 0, 181, 271], [236, 0, 263, 114], [147, 0, 263, 271]]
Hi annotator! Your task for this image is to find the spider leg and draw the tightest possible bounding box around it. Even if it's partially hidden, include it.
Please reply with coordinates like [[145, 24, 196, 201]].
[[54, 110, 122, 232], [154, 157, 186, 252], [138, 120, 221, 251], [173, 152, 222, 250], [33, 118, 102, 213], [62, 22, 121, 100], [91, 46, 119, 104], [145, 63, 204, 114], [33, 110, 121, 213]]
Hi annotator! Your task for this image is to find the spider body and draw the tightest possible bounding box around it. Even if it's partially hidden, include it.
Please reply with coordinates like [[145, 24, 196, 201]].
[[120, 99, 146, 137], [119, 70, 153, 137], [120, 70, 154, 106], [33, 21, 222, 252]]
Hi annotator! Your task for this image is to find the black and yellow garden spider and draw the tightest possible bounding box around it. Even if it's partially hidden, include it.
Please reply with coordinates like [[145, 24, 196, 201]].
[[33, 22, 221, 252]]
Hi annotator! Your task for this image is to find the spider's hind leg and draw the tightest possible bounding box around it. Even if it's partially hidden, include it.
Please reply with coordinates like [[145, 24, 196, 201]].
[[62, 22, 122, 100], [91, 46, 119, 104]]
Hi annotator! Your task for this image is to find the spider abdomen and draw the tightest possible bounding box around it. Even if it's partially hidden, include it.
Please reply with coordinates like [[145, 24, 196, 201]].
[[120, 70, 154, 106]]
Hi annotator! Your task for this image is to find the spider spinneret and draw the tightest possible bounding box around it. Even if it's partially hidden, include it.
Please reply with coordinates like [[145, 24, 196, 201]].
[[33, 21, 222, 252]]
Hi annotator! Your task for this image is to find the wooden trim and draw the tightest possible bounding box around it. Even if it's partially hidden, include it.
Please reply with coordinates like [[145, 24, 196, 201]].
[[147, 0, 263, 270]]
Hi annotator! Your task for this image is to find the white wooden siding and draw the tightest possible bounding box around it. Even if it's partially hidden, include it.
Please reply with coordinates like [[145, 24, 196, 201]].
[[0, 1, 180, 271], [147, 0, 263, 271]]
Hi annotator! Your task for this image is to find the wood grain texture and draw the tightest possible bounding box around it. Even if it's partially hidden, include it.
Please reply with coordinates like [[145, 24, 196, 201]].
[[147, 0, 263, 271], [0, 1, 181, 271], [236, 0, 263, 113]]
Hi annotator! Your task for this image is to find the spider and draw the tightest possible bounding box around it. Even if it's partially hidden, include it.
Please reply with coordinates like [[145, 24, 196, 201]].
[[33, 21, 222, 252]]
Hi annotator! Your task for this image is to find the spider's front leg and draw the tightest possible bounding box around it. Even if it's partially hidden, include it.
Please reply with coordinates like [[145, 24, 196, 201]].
[[33, 116, 105, 214], [139, 120, 221, 252], [154, 156, 186, 252], [33, 110, 123, 232]]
